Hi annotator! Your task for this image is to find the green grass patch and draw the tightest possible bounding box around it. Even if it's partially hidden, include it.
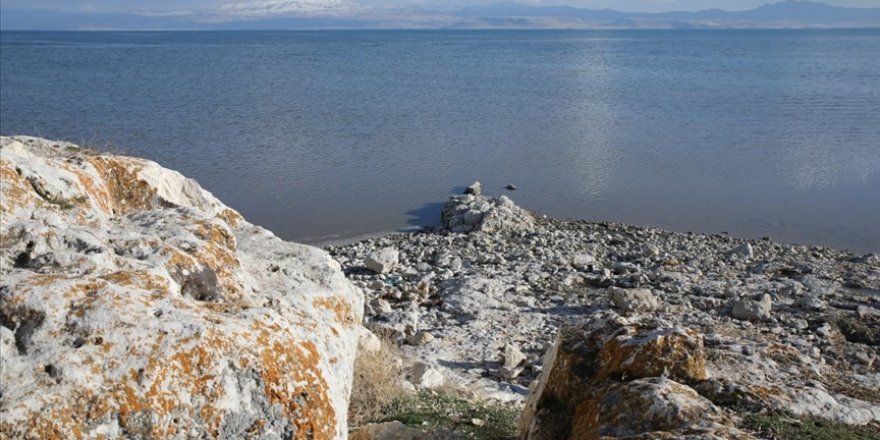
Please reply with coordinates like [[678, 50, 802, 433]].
[[384, 390, 519, 440], [742, 413, 880, 440]]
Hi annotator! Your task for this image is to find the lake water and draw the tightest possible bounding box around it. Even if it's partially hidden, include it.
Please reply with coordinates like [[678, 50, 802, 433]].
[[2, 30, 879, 252]]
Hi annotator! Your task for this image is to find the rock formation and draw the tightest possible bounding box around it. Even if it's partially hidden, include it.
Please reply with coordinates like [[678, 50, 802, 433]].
[[0, 136, 363, 439], [518, 311, 750, 439]]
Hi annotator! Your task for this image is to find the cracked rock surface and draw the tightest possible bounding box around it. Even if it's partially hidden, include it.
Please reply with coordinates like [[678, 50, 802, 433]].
[[0, 136, 363, 439]]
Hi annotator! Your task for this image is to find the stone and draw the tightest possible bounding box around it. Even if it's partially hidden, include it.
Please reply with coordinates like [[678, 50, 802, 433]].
[[571, 378, 748, 439], [0, 137, 363, 439], [857, 305, 880, 318], [464, 181, 482, 196], [732, 294, 773, 321], [365, 247, 399, 274], [728, 242, 754, 259], [795, 295, 827, 311], [463, 209, 484, 226], [569, 253, 596, 270], [406, 331, 434, 346], [501, 343, 527, 379], [608, 286, 659, 312], [518, 311, 718, 440], [505, 184, 517, 191], [612, 261, 639, 274], [836, 315, 880, 346], [370, 298, 394, 315], [351, 421, 436, 440], [359, 327, 383, 352], [409, 362, 444, 389]]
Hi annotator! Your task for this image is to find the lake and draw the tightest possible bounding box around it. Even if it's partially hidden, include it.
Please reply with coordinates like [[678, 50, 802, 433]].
[[1, 30, 878, 252]]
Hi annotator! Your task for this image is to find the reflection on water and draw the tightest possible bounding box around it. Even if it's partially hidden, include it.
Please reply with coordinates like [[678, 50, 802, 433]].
[[1, 30, 879, 252]]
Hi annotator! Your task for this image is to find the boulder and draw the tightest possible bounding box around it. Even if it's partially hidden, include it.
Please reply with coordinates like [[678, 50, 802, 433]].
[[409, 362, 444, 389], [365, 248, 399, 274], [569, 253, 596, 270], [727, 242, 754, 259], [571, 377, 739, 439], [0, 137, 363, 439], [732, 294, 773, 321], [358, 327, 383, 352], [608, 286, 659, 312], [518, 311, 750, 440], [464, 181, 482, 196], [351, 421, 436, 440]]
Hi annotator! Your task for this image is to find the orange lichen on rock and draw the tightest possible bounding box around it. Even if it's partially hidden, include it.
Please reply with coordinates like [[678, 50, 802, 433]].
[[0, 160, 42, 214], [255, 321, 336, 440], [1, 137, 361, 440], [85, 156, 157, 214], [519, 311, 748, 440], [216, 208, 245, 229], [597, 327, 708, 383], [59, 159, 113, 214], [313, 297, 357, 326]]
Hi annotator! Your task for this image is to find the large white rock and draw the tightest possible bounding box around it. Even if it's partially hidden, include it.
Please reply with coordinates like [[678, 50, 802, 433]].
[[409, 362, 445, 389], [732, 294, 773, 321], [608, 286, 659, 312], [0, 136, 363, 439], [365, 247, 399, 274]]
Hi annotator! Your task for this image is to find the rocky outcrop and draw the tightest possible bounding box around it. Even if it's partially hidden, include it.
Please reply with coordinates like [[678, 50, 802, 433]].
[[441, 194, 533, 234], [518, 311, 751, 440], [0, 137, 363, 439]]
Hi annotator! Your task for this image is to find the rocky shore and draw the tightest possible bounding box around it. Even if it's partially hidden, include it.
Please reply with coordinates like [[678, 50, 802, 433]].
[[330, 183, 880, 438], [1, 137, 878, 439]]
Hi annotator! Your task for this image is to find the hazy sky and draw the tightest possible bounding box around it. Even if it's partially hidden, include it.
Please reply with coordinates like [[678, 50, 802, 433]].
[[2, 0, 879, 14]]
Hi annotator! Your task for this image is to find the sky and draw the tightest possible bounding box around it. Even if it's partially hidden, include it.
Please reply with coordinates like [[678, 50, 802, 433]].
[[2, 0, 879, 15]]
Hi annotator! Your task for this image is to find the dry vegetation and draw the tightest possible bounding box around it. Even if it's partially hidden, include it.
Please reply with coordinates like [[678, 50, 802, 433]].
[[348, 338, 408, 427], [348, 337, 518, 439]]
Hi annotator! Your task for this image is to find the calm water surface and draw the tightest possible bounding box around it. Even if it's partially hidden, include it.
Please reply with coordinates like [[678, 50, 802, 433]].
[[2, 30, 879, 251]]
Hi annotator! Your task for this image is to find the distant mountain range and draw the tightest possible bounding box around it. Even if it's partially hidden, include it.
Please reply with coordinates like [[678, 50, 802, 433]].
[[2, 1, 880, 30]]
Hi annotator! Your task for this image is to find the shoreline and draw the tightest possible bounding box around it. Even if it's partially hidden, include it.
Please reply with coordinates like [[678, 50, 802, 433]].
[[331, 188, 880, 432]]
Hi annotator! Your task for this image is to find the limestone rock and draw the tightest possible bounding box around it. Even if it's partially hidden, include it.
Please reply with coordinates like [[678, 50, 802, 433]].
[[409, 362, 445, 389], [608, 286, 659, 312], [572, 378, 743, 439], [0, 136, 363, 439], [732, 294, 773, 321], [518, 310, 736, 440], [464, 181, 482, 196], [569, 253, 596, 270], [351, 421, 436, 440], [359, 327, 383, 353], [365, 247, 399, 274], [406, 331, 434, 346], [728, 242, 754, 259], [501, 343, 527, 379]]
